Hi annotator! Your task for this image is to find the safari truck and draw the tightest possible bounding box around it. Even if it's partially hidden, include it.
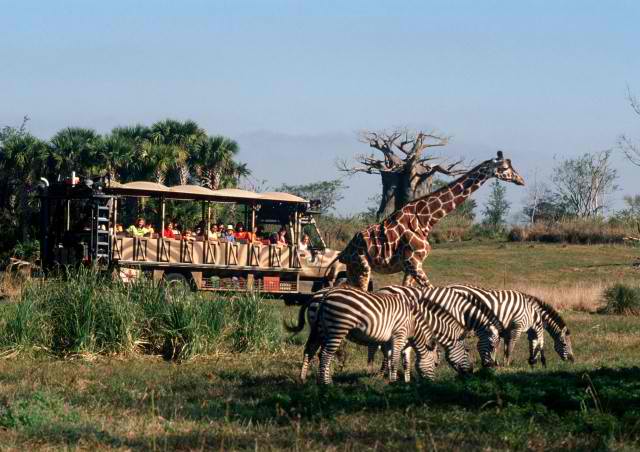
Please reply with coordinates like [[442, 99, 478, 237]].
[[37, 176, 346, 302]]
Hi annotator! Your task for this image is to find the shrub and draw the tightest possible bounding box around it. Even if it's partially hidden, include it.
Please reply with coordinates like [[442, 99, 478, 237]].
[[0, 269, 283, 359], [600, 284, 640, 316]]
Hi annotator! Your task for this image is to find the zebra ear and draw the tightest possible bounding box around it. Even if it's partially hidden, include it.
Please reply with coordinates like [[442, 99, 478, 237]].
[[496, 150, 504, 160]]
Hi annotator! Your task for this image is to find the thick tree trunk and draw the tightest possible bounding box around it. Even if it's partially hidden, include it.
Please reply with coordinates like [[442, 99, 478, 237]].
[[376, 166, 434, 220]]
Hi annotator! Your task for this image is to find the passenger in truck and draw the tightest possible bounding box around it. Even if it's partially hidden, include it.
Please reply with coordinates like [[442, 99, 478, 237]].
[[163, 222, 175, 239], [234, 223, 250, 242], [223, 225, 236, 243], [208, 224, 220, 241], [298, 234, 310, 251], [127, 218, 151, 237]]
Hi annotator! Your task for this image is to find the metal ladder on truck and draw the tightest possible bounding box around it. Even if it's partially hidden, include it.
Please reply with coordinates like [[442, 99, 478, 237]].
[[91, 195, 113, 265]]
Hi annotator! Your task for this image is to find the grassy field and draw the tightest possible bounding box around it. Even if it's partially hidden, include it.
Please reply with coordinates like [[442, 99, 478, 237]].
[[0, 242, 639, 450]]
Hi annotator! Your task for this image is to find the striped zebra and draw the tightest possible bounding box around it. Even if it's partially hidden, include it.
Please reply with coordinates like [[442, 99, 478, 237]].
[[447, 285, 575, 366], [379, 285, 504, 367], [527, 295, 574, 363], [285, 287, 442, 384], [365, 286, 476, 381]]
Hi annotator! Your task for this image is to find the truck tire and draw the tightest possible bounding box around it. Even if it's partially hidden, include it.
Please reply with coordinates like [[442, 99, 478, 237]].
[[164, 272, 189, 288]]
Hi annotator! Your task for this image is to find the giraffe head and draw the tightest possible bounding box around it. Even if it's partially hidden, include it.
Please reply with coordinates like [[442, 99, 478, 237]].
[[482, 151, 525, 186]]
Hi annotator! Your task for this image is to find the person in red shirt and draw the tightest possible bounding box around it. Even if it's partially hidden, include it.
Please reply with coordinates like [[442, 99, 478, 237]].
[[163, 221, 175, 239], [234, 223, 250, 242]]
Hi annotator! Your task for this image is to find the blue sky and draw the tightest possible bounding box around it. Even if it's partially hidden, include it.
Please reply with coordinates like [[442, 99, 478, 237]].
[[1, 1, 639, 218]]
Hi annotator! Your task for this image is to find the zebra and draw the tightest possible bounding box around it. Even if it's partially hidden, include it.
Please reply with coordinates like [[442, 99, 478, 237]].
[[446, 285, 575, 367], [379, 285, 504, 368], [528, 295, 575, 364], [285, 287, 442, 384], [365, 287, 478, 381]]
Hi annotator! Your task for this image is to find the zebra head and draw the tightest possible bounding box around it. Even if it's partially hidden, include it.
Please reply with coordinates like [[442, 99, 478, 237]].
[[414, 341, 440, 380], [554, 328, 575, 362], [444, 338, 474, 375]]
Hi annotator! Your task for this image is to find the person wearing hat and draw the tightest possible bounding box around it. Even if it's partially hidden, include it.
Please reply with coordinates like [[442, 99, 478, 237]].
[[223, 224, 236, 243]]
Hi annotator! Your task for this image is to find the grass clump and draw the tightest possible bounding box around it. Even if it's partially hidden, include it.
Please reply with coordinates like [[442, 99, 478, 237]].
[[0, 268, 282, 359], [600, 284, 640, 316]]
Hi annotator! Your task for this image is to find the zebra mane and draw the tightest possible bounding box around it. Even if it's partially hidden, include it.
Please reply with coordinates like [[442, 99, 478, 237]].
[[527, 294, 569, 334]]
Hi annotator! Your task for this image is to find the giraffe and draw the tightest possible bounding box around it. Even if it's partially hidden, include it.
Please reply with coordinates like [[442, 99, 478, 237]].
[[334, 151, 525, 290]]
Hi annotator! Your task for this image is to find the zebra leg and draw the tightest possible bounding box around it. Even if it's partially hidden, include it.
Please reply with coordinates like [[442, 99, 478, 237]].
[[367, 344, 378, 374], [402, 347, 412, 383], [317, 334, 345, 385], [504, 330, 522, 367], [300, 330, 321, 383], [388, 333, 407, 383], [527, 327, 545, 368]]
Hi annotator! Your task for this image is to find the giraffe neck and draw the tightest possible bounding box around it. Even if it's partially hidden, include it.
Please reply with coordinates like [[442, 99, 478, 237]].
[[413, 167, 492, 231]]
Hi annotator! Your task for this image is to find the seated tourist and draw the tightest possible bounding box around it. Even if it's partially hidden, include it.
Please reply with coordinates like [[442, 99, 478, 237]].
[[208, 224, 220, 240], [127, 218, 151, 237], [223, 225, 236, 243], [298, 234, 310, 251], [115, 224, 124, 235], [254, 225, 265, 240], [234, 223, 250, 242], [276, 227, 288, 246], [182, 229, 195, 241], [163, 221, 175, 239]]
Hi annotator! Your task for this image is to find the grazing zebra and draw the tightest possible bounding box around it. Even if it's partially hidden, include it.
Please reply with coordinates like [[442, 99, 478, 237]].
[[446, 285, 575, 366], [285, 287, 441, 384], [365, 287, 476, 381], [528, 295, 575, 363], [379, 285, 504, 367], [445, 285, 545, 366]]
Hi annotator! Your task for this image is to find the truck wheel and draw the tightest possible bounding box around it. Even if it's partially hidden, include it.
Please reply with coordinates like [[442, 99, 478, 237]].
[[164, 272, 189, 288], [282, 294, 311, 306]]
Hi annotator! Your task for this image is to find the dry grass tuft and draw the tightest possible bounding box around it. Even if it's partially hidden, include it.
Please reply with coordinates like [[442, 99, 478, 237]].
[[509, 219, 638, 245], [0, 271, 28, 301], [513, 282, 606, 313]]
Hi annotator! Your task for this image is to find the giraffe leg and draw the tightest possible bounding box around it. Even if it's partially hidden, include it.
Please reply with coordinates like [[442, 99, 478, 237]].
[[402, 257, 433, 288], [346, 254, 371, 291]]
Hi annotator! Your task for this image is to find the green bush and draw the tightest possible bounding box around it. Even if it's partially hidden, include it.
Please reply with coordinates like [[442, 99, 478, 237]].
[[600, 284, 640, 316], [0, 269, 283, 359]]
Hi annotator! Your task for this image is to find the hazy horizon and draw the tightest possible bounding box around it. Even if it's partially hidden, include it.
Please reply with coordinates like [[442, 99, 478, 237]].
[[2, 1, 639, 219]]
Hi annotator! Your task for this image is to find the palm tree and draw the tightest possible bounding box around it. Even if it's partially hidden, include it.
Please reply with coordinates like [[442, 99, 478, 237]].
[[149, 119, 205, 185], [99, 133, 136, 183], [1, 133, 48, 240], [48, 127, 102, 179], [191, 135, 245, 190], [110, 125, 152, 182]]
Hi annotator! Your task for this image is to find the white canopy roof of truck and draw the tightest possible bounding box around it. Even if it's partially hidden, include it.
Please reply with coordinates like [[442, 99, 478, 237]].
[[105, 181, 307, 204]]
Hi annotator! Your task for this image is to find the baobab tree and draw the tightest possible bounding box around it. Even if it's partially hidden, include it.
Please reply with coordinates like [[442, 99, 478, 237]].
[[338, 129, 462, 219]]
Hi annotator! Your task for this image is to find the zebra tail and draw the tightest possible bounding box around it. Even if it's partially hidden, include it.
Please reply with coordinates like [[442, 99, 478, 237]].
[[284, 304, 309, 334]]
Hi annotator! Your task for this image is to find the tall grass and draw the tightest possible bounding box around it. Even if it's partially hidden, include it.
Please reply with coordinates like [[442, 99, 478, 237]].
[[509, 219, 639, 245], [0, 269, 282, 359]]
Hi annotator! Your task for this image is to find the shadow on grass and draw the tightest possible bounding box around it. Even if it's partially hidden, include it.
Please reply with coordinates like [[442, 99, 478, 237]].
[[212, 366, 640, 422]]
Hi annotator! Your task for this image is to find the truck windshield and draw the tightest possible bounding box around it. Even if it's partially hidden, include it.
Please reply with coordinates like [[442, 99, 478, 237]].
[[302, 222, 325, 249]]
